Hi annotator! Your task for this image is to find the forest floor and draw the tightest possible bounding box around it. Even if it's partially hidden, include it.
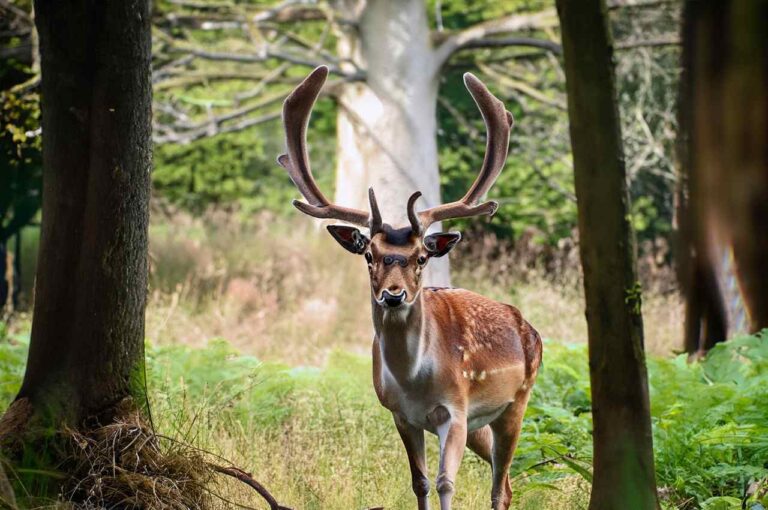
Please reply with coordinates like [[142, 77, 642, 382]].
[[2, 214, 765, 509]]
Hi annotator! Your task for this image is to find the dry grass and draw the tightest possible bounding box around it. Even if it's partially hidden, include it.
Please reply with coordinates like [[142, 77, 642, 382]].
[[146, 211, 372, 365], [146, 211, 683, 362], [137, 210, 683, 507], [62, 406, 213, 509]]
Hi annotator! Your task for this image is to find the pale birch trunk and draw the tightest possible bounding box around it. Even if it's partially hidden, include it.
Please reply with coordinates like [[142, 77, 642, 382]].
[[334, 0, 449, 285]]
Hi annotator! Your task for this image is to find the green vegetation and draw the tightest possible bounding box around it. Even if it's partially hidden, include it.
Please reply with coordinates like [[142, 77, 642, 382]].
[[2, 2, 762, 509], [147, 0, 680, 245], [2, 323, 765, 509]]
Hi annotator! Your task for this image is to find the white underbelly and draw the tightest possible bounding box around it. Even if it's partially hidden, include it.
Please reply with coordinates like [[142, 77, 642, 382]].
[[395, 391, 511, 432], [466, 402, 509, 431]]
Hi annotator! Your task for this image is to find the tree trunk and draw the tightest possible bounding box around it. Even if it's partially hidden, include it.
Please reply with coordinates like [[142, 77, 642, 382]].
[[13, 0, 152, 425], [682, 0, 768, 334], [675, 1, 748, 357], [334, 0, 449, 285], [556, 1, 659, 509], [0, 242, 8, 313]]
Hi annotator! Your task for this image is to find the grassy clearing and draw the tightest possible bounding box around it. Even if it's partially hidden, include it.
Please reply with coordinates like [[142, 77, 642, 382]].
[[144, 212, 683, 364], [2, 327, 766, 509], [3, 214, 762, 509]]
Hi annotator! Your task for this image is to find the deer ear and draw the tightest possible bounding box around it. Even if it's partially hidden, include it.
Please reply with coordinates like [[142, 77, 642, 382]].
[[327, 225, 369, 254], [424, 232, 462, 258]]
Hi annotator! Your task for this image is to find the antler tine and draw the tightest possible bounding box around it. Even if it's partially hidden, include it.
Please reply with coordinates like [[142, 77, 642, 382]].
[[407, 191, 423, 235], [417, 73, 513, 229], [368, 187, 383, 235], [278, 65, 370, 227]]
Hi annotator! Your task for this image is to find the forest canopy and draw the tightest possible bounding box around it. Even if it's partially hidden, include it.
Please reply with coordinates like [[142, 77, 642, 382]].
[[147, 0, 680, 243]]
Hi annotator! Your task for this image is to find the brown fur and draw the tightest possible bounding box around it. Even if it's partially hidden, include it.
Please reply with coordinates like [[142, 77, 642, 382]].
[[366, 236, 542, 510]]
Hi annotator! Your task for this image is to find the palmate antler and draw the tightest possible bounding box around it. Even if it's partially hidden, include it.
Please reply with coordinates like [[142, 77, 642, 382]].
[[279, 66, 513, 236], [277, 65, 384, 234], [408, 73, 514, 235]]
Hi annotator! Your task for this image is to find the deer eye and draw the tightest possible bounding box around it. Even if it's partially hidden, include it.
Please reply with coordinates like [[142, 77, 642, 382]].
[[365, 252, 373, 264], [417, 255, 427, 266]]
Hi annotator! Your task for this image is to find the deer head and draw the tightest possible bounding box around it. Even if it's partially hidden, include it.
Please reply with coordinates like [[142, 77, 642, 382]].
[[278, 66, 513, 308]]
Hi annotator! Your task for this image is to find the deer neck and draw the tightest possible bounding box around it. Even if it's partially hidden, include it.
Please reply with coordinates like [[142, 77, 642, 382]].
[[372, 293, 428, 383]]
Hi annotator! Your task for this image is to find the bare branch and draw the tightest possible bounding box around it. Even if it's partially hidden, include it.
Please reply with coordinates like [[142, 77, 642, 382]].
[[616, 35, 680, 50], [0, 0, 32, 24], [153, 71, 291, 91], [234, 62, 291, 103], [479, 62, 566, 111], [210, 464, 292, 510], [607, 0, 679, 10], [154, 75, 352, 145], [154, 109, 281, 145], [165, 0, 236, 10], [162, 88, 287, 131], [251, 1, 332, 24], [167, 46, 362, 80], [456, 36, 561, 55], [160, 1, 351, 26], [433, 8, 558, 68], [446, 51, 554, 69]]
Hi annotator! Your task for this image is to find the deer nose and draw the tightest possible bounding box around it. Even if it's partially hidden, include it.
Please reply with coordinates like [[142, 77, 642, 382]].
[[383, 254, 407, 267], [382, 289, 406, 308]]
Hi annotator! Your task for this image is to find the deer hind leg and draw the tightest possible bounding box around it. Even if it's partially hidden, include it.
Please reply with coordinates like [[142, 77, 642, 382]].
[[489, 391, 531, 510], [466, 425, 493, 464], [393, 414, 430, 510]]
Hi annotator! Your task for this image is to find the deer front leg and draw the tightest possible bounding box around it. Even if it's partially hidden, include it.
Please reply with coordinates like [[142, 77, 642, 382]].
[[394, 413, 430, 510], [428, 405, 467, 510]]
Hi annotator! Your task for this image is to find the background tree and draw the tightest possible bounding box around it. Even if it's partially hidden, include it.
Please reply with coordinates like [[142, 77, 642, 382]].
[[1, 1, 685, 296], [1, 0, 152, 434], [677, 0, 768, 356], [556, 0, 659, 508], [150, 0, 682, 285], [0, 0, 42, 311], [152, 0, 561, 284]]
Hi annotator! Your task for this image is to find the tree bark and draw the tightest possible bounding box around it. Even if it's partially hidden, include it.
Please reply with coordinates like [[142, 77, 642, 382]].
[[556, 1, 659, 509], [682, 0, 768, 334], [334, 0, 449, 284], [0, 242, 8, 313], [14, 0, 152, 424]]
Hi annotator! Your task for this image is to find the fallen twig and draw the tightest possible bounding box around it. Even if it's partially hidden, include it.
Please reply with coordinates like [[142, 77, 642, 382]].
[[210, 464, 293, 510]]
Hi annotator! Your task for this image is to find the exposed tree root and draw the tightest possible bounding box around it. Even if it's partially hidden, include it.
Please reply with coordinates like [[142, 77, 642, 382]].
[[210, 464, 293, 510], [0, 399, 291, 509], [0, 399, 33, 452], [62, 409, 212, 508]]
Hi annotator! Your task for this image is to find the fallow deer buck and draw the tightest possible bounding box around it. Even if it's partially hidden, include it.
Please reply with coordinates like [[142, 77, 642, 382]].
[[279, 66, 542, 510]]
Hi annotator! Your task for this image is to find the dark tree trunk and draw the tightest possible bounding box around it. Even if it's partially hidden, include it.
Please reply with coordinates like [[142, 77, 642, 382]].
[[12, 231, 21, 309], [682, 0, 768, 335], [0, 242, 8, 312], [556, 1, 659, 509], [13, 0, 152, 424], [675, 1, 736, 357]]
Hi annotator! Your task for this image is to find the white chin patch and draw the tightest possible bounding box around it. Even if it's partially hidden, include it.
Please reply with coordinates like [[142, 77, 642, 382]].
[[383, 305, 410, 321]]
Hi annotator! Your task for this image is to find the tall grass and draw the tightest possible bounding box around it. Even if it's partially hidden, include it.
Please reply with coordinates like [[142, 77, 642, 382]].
[[145, 211, 683, 361], [2, 329, 765, 509], [146, 211, 372, 364], [2, 211, 715, 508]]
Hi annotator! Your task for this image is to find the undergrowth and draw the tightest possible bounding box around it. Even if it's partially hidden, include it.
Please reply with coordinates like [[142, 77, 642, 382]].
[[1, 326, 766, 509]]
